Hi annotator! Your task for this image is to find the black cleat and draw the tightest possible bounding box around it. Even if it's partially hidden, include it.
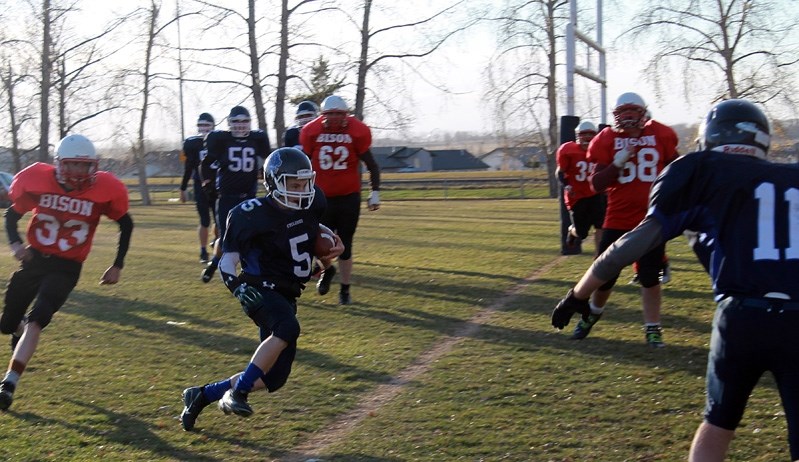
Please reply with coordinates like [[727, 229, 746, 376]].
[[316, 265, 337, 295], [201, 263, 217, 283], [199, 248, 210, 264], [339, 291, 352, 305], [0, 381, 15, 411], [218, 389, 253, 417], [180, 386, 209, 431]]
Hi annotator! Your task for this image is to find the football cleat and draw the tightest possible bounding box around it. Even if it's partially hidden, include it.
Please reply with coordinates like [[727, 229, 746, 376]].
[[570, 312, 602, 340], [316, 265, 336, 295], [199, 248, 210, 264], [218, 389, 253, 417], [201, 263, 217, 283], [339, 291, 351, 305], [660, 262, 671, 284], [0, 381, 15, 411], [180, 386, 209, 431], [645, 325, 665, 348]]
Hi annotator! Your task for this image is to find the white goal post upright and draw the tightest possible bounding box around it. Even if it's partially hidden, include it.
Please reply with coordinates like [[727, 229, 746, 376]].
[[560, 0, 607, 255], [565, 0, 607, 125]]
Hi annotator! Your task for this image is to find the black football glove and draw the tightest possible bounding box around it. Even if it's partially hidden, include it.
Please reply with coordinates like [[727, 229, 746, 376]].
[[551, 288, 591, 329], [234, 283, 265, 312]]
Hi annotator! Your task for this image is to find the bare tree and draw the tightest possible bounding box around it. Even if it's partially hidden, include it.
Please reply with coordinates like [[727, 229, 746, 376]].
[[345, 0, 477, 123], [37, 0, 53, 162], [486, 0, 570, 197], [625, 0, 799, 106], [0, 58, 37, 172]]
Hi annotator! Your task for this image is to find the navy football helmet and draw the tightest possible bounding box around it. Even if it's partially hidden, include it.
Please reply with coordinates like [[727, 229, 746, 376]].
[[263, 148, 316, 210], [295, 101, 319, 127], [197, 112, 215, 135], [228, 106, 251, 138], [698, 99, 770, 159]]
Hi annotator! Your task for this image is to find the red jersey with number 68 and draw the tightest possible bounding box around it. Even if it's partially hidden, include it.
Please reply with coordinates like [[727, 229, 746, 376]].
[[300, 115, 372, 197], [9, 162, 129, 263], [587, 120, 678, 229], [556, 141, 597, 209]]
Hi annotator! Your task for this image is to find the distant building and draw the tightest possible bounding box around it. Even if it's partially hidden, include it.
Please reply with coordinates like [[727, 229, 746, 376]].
[[371, 146, 487, 172], [480, 146, 546, 171]]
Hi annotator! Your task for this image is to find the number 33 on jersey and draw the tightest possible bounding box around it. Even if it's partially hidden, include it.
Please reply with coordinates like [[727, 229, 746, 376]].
[[9, 163, 129, 262]]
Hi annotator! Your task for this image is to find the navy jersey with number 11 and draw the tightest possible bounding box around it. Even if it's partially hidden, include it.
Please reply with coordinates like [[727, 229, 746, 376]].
[[648, 151, 799, 301]]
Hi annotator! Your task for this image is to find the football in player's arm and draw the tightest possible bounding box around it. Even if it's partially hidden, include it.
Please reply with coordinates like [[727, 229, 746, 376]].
[[0, 134, 133, 411], [179, 147, 343, 431]]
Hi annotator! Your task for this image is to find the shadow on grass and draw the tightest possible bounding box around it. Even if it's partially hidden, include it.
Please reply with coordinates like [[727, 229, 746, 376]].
[[7, 399, 220, 462]]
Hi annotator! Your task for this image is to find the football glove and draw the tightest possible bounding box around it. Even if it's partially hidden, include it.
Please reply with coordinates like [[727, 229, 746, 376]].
[[551, 288, 591, 329], [234, 283, 264, 312], [612, 148, 632, 168], [367, 190, 380, 211]]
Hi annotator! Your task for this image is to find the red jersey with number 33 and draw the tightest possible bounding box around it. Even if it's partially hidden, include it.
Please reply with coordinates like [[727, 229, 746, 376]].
[[300, 115, 372, 197], [587, 120, 678, 229], [9, 162, 129, 263]]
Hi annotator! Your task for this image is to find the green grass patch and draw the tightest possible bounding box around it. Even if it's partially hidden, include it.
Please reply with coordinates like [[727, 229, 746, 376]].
[[0, 199, 790, 461]]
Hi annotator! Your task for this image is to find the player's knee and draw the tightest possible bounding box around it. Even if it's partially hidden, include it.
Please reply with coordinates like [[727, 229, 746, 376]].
[[273, 318, 300, 343], [638, 269, 660, 288]]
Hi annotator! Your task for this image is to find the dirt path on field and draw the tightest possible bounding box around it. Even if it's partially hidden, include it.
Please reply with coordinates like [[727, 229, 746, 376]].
[[279, 256, 566, 462]]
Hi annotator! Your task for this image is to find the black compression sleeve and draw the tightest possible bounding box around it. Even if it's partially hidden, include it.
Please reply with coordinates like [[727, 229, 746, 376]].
[[361, 150, 381, 191], [4, 207, 24, 244], [113, 213, 134, 268]]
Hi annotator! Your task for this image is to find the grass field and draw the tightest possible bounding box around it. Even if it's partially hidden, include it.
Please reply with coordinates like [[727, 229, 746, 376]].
[[0, 198, 791, 461]]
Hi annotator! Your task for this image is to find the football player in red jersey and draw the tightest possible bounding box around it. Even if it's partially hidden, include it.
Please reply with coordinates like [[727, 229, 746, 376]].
[[568, 92, 679, 346], [556, 120, 605, 254], [0, 134, 133, 410], [299, 95, 381, 305]]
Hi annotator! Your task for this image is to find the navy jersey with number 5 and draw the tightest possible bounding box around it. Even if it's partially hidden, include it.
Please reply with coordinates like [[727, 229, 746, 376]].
[[222, 185, 327, 287], [648, 151, 799, 300], [204, 130, 270, 196]]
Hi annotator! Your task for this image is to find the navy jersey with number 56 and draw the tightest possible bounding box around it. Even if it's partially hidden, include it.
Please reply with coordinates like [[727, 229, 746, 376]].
[[648, 151, 799, 300], [204, 130, 270, 196], [222, 186, 327, 286]]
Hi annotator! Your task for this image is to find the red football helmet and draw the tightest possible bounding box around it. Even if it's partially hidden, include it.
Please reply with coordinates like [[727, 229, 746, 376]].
[[613, 92, 647, 131], [321, 95, 349, 131], [54, 134, 99, 191]]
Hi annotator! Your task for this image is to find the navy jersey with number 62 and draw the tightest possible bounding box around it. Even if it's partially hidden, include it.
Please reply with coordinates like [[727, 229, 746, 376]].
[[204, 130, 270, 196], [222, 186, 327, 286], [648, 151, 799, 300]]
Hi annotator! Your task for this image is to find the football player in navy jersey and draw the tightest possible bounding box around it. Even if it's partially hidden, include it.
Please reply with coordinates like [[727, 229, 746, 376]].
[[551, 99, 799, 461], [179, 112, 217, 263], [179, 147, 343, 430], [282, 100, 318, 148], [200, 105, 270, 283]]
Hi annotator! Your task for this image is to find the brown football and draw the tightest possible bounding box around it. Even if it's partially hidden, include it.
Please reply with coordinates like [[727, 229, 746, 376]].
[[314, 224, 336, 257]]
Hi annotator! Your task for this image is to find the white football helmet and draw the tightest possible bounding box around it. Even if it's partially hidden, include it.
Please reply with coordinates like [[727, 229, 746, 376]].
[[575, 120, 597, 147], [613, 92, 647, 130], [55, 134, 99, 191], [321, 95, 349, 131]]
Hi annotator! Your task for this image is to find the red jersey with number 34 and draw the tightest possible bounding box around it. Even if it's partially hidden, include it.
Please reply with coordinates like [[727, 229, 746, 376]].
[[9, 162, 129, 263], [587, 120, 678, 229], [300, 115, 372, 197]]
